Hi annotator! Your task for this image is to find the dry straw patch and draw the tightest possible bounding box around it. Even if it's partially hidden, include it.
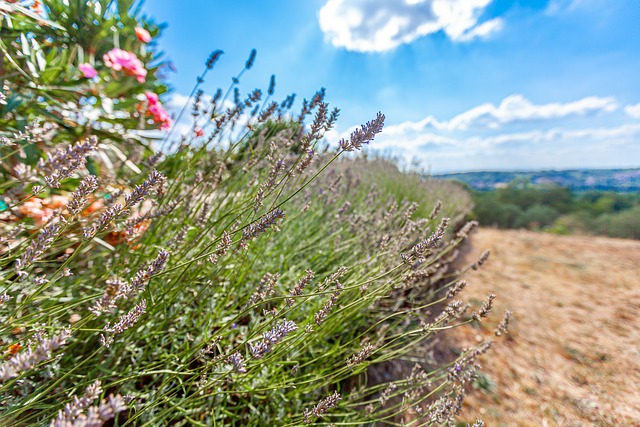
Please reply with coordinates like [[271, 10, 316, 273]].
[[455, 228, 640, 426]]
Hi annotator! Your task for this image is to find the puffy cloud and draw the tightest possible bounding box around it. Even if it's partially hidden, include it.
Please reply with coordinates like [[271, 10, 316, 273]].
[[385, 95, 618, 132], [326, 95, 637, 172], [318, 0, 502, 52], [624, 103, 640, 119], [367, 123, 640, 171]]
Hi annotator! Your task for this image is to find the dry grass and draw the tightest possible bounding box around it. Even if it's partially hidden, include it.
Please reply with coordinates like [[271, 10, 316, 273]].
[[455, 228, 640, 426]]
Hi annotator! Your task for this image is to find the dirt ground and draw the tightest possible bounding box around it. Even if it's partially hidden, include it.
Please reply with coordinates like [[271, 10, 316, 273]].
[[454, 228, 640, 427]]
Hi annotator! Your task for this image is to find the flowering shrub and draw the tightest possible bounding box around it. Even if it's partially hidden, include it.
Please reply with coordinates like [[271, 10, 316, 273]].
[[0, 0, 171, 185]]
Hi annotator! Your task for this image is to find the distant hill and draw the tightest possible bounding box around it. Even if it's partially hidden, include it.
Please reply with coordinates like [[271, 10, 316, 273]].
[[434, 168, 640, 192]]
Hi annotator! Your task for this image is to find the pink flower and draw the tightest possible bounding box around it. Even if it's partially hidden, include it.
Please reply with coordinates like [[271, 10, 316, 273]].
[[194, 127, 204, 137], [79, 63, 98, 79], [144, 92, 172, 130], [103, 48, 147, 83], [135, 27, 152, 43], [145, 91, 159, 106]]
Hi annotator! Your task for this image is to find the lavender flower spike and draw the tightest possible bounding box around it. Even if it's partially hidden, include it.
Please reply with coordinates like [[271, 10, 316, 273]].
[[0, 328, 71, 381], [338, 112, 385, 152]]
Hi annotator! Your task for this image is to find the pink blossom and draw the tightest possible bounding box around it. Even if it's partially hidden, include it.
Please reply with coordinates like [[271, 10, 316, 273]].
[[103, 48, 147, 83], [135, 27, 152, 43], [194, 127, 205, 137], [144, 92, 172, 130], [79, 63, 98, 79], [145, 91, 159, 106]]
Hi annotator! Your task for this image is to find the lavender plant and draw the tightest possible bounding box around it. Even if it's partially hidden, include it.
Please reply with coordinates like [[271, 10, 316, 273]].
[[1, 17, 504, 426]]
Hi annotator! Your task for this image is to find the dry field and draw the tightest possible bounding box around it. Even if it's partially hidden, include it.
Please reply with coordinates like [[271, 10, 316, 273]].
[[454, 228, 640, 426]]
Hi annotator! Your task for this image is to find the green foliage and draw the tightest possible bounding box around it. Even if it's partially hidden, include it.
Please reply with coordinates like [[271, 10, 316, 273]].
[[1, 0, 170, 183], [470, 178, 640, 239], [595, 206, 640, 239], [515, 204, 559, 229]]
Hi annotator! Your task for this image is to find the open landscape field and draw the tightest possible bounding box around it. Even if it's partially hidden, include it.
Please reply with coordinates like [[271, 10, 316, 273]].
[[455, 228, 640, 426]]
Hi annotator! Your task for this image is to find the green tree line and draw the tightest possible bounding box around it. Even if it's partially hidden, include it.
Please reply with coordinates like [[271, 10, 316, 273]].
[[466, 178, 640, 239]]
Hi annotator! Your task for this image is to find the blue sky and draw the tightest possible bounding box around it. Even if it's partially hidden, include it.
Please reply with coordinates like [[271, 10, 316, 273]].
[[143, 0, 640, 173]]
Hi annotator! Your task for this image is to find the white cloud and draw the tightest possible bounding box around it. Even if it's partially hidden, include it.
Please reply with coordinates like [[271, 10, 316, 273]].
[[318, 0, 503, 52], [385, 95, 618, 132], [364, 123, 640, 172], [326, 94, 638, 172], [624, 103, 640, 119]]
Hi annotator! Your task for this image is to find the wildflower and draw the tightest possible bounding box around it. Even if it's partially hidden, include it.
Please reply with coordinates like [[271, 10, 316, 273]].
[[208, 232, 232, 263], [0, 328, 71, 381], [249, 319, 298, 359], [472, 293, 496, 321], [124, 169, 166, 207], [314, 281, 343, 325], [379, 382, 397, 406], [0, 292, 10, 304], [338, 112, 385, 151], [446, 280, 467, 298], [247, 272, 280, 307], [101, 300, 147, 348], [238, 208, 285, 249], [50, 380, 102, 426], [495, 310, 512, 336], [226, 352, 247, 374], [83, 203, 123, 239], [286, 270, 314, 306], [457, 220, 478, 238], [206, 50, 224, 69], [268, 74, 276, 96], [401, 217, 450, 264], [67, 175, 99, 215], [91, 249, 168, 315], [16, 219, 63, 274], [135, 26, 151, 43], [429, 200, 442, 220], [245, 49, 257, 70], [103, 48, 147, 83], [79, 63, 98, 79], [303, 391, 341, 424], [471, 250, 490, 270], [144, 92, 172, 130], [346, 343, 376, 369], [50, 385, 127, 427], [130, 249, 169, 291], [38, 136, 98, 188], [194, 127, 205, 137]]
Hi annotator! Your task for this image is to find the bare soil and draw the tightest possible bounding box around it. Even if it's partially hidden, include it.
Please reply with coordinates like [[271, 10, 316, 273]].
[[454, 228, 640, 427]]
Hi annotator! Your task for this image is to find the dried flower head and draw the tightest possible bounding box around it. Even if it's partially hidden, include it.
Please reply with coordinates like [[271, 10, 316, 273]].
[[495, 309, 512, 336], [100, 300, 147, 348], [303, 391, 341, 424]]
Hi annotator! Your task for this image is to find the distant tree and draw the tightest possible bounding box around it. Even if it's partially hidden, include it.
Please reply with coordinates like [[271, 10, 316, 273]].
[[516, 204, 559, 229], [596, 206, 640, 239]]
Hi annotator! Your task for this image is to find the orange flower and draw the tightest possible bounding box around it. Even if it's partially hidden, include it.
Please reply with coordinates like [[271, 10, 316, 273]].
[[44, 195, 69, 210], [104, 231, 127, 246], [83, 199, 104, 215], [5, 343, 21, 356], [18, 198, 54, 225]]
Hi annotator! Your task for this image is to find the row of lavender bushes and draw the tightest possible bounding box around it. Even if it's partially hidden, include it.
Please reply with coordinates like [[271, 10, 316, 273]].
[[0, 2, 508, 425]]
